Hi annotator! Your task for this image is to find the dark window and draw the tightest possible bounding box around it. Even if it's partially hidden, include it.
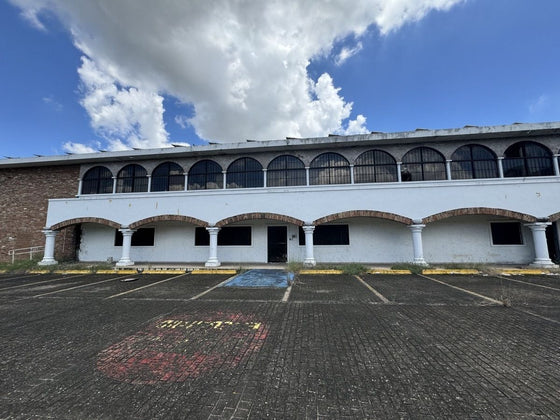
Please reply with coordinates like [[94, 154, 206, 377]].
[[298, 225, 350, 245], [194, 226, 252, 246], [503, 141, 553, 177], [81, 166, 113, 194], [490, 222, 523, 245], [402, 147, 446, 181], [226, 158, 263, 188], [267, 155, 306, 187], [116, 164, 148, 193], [309, 153, 351, 185], [188, 160, 223, 190], [354, 150, 398, 183], [151, 162, 184, 191], [114, 228, 155, 246], [451, 145, 498, 179]]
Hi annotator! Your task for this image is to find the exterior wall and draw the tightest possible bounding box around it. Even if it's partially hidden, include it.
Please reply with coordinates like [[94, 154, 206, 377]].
[[423, 216, 535, 264], [46, 177, 560, 229], [0, 165, 80, 263]]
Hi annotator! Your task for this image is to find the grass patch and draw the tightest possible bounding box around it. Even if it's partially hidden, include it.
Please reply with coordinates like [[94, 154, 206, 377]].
[[390, 263, 427, 275], [0, 258, 41, 273]]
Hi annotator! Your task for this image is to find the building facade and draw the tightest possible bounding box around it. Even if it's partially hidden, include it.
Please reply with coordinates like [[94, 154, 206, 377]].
[[1, 122, 559, 267]]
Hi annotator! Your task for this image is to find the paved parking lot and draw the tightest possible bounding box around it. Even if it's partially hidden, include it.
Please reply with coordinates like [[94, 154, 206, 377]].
[[1, 270, 559, 419]]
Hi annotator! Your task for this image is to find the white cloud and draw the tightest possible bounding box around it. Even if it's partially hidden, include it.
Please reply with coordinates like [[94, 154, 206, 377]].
[[335, 42, 363, 66], [11, 0, 465, 150], [42, 95, 63, 111], [62, 141, 98, 154]]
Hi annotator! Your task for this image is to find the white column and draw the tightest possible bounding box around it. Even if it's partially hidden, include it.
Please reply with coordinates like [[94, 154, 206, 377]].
[[446, 160, 452, 180], [222, 171, 227, 189], [147, 175, 152, 192], [408, 223, 427, 265], [497, 157, 504, 178], [112, 176, 117, 194], [116, 228, 136, 266], [184, 173, 188, 191], [77, 178, 83, 196], [263, 168, 267, 187], [397, 162, 402, 182], [38, 229, 58, 266], [349, 165, 355, 184], [205, 227, 221, 267], [305, 167, 310, 186], [302, 225, 316, 267], [525, 222, 558, 267], [553, 154, 560, 176]]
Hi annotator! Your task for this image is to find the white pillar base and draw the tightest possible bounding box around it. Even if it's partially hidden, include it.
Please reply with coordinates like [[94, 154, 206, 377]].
[[412, 258, 428, 266], [38, 258, 58, 266], [116, 259, 134, 267], [529, 259, 558, 268], [205, 258, 221, 267], [303, 258, 316, 267]]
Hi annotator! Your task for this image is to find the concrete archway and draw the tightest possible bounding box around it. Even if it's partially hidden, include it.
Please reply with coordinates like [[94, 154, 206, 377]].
[[313, 210, 413, 226], [129, 215, 208, 229], [50, 217, 121, 231], [216, 212, 304, 227], [422, 207, 538, 224]]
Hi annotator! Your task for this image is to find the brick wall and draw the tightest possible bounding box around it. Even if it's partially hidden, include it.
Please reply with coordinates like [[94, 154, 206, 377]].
[[0, 165, 80, 263]]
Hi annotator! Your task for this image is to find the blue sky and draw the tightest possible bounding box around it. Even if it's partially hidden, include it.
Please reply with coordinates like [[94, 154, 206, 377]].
[[1, 0, 559, 158]]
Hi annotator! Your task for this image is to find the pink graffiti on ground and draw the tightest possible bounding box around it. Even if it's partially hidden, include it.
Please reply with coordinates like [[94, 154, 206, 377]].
[[97, 312, 268, 384]]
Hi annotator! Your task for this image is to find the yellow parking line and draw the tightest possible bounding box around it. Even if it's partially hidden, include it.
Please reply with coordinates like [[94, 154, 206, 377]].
[[105, 273, 189, 299], [31, 276, 123, 298], [354, 275, 390, 303], [0, 274, 87, 291]]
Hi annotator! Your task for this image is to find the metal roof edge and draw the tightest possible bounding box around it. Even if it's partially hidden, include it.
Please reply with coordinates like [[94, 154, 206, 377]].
[[1, 121, 559, 168]]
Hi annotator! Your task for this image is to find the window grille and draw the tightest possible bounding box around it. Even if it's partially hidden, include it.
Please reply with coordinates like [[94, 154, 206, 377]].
[[309, 153, 351, 185], [354, 150, 398, 183], [151, 162, 184, 191], [451, 145, 498, 179], [267, 155, 306, 187], [226, 158, 263, 188]]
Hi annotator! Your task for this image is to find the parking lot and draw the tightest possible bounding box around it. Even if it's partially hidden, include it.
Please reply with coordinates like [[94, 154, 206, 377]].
[[1, 270, 559, 419]]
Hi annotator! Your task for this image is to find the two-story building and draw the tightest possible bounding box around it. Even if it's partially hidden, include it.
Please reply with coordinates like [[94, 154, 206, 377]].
[[1, 122, 559, 268]]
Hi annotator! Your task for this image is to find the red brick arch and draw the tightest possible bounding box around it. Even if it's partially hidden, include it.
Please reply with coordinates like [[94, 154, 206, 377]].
[[216, 213, 304, 227], [313, 210, 413, 226], [129, 215, 209, 229], [549, 212, 560, 222], [50, 217, 121, 231], [422, 207, 538, 224]]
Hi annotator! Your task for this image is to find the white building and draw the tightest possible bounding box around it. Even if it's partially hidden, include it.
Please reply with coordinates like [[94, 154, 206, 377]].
[[36, 122, 560, 267]]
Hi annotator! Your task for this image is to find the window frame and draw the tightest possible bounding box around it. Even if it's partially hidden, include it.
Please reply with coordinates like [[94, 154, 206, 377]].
[[354, 150, 398, 183], [401, 147, 447, 181], [114, 228, 155, 247], [267, 155, 306, 187], [194, 226, 252, 246], [450, 144, 498, 179], [151, 162, 185, 192], [490, 222, 524, 246], [503, 141, 554, 178], [226, 157, 263, 189], [298, 224, 350, 246], [309, 153, 351, 185], [188, 160, 223, 190], [81, 166, 113, 195], [116, 164, 149, 193]]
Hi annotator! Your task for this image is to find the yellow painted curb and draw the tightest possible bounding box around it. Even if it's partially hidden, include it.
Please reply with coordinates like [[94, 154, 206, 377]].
[[191, 269, 238, 275], [95, 269, 118, 274], [52, 270, 92, 274], [142, 270, 187, 274], [368, 269, 411, 275], [422, 269, 480, 275], [500, 269, 550, 275], [0, 270, 7, 274], [29, 269, 50, 274], [299, 269, 343, 275], [114, 269, 140, 275]]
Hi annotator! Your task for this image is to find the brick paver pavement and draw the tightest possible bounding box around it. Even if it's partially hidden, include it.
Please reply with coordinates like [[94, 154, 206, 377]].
[[1, 272, 559, 419]]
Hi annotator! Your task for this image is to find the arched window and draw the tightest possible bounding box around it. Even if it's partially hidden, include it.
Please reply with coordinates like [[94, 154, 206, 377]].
[[188, 160, 223, 190], [309, 153, 351, 185], [151, 162, 184, 192], [81, 166, 113, 194], [503, 141, 553, 177], [267, 155, 306, 187], [401, 147, 446, 181], [354, 150, 397, 183], [116, 164, 148, 193], [226, 158, 263, 188], [451, 145, 498, 179]]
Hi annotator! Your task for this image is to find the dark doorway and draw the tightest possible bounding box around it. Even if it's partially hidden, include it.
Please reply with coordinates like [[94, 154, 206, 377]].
[[546, 223, 559, 263], [268, 226, 287, 263]]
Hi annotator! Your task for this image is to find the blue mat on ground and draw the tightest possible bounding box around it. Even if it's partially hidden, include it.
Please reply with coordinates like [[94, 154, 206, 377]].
[[222, 269, 294, 288]]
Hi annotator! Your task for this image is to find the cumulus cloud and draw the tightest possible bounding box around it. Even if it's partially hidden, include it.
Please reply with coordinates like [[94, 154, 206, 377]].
[[10, 0, 464, 151]]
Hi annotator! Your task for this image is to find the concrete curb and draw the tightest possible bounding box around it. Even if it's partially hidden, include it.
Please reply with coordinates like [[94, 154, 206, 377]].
[[422, 269, 480, 275], [191, 269, 238, 275]]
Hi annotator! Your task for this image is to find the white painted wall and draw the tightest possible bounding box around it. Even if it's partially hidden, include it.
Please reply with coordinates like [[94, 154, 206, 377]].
[[423, 216, 534, 264]]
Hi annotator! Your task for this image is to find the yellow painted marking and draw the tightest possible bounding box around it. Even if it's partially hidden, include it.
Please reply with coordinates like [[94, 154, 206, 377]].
[[95, 270, 118, 274], [422, 269, 480, 275], [419, 274, 503, 305], [367, 269, 411, 275], [142, 270, 187, 274], [52, 270, 92, 275], [157, 319, 262, 330], [494, 275, 560, 292], [29, 270, 51, 274], [500, 269, 550, 275], [354, 275, 390, 303], [191, 269, 237, 275], [105, 273, 188, 299], [0, 274, 87, 291], [189, 274, 238, 300], [0, 270, 7, 274], [115, 269, 139, 274], [31, 276, 123, 298], [299, 269, 343, 275]]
